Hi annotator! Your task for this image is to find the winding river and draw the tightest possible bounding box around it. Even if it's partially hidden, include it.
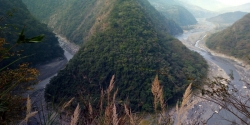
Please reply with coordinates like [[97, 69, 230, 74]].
[[176, 19, 250, 124], [26, 18, 250, 124]]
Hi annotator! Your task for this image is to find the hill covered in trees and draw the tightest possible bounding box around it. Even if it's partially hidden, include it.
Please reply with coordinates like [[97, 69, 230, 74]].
[[22, 0, 183, 45], [149, 0, 197, 26], [206, 13, 250, 64], [0, 0, 64, 67], [207, 11, 248, 24], [44, 0, 208, 112]]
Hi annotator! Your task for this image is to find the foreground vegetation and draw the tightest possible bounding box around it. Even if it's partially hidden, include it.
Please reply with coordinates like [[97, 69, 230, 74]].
[[45, 0, 208, 112]]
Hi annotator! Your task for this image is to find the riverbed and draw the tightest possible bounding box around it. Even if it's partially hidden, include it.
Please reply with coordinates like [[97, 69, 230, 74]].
[[176, 18, 250, 124], [23, 35, 76, 124]]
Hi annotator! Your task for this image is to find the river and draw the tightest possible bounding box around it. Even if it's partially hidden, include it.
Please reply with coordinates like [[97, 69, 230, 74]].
[[176, 18, 250, 124], [25, 36, 74, 96], [26, 19, 249, 124]]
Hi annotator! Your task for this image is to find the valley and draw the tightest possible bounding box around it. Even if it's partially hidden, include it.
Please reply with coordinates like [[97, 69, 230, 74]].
[[176, 19, 250, 124], [2, 0, 250, 124], [26, 18, 250, 124]]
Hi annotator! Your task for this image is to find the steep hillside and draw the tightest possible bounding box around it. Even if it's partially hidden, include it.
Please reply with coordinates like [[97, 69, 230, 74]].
[[45, 0, 208, 112], [206, 13, 250, 64], [22, 0, 183, 45], [0, 0, 64, 67], [207, 11, 248, 24]]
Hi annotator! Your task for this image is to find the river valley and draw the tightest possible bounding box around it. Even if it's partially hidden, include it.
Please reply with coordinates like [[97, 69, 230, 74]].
[[176, 18, 250, 124], [25, 18, 250, 124]]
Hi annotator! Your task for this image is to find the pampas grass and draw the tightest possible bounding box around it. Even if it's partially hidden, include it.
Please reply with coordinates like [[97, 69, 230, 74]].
[[151, 74, 165, 111], [176, 83, 192, 125], [70, 103, 80, 125], [19, 74, 193, 125], [19, 95, 38, 125]]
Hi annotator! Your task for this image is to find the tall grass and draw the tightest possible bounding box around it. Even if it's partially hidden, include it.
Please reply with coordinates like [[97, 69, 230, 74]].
[[19, 75, 194, 125]]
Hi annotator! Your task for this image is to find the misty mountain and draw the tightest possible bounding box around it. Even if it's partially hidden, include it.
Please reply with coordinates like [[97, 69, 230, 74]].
[[177, 1, 218, 18], [219, 3, 250, 13], [43, 0, 208, 111], [207, 11, 248, 24], [206, 13, 250, 64], [178, 0, 228, 11], [149, 1, 197, 26], [148, 0, 217, 18], [0, 0, 64, 67]]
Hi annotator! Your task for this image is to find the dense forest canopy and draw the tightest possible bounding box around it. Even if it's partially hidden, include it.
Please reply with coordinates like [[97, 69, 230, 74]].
[[206, 13, 250, 64], [22, 0, 183, 45], [0, 0, 64, 67], [45, 0, 208, 112]]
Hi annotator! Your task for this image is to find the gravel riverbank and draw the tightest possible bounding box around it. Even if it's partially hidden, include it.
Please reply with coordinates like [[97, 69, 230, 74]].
[[24, 34, 78, 124]]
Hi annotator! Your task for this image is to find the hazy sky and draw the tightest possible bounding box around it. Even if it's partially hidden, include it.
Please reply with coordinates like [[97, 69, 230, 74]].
[[217, 0, 250, 5]]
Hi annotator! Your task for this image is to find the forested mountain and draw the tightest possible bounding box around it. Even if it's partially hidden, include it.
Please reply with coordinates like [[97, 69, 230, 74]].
[[207, 11, 248, 24], [148, 0, 216, 18], [0, 0, 64, 67], [148, 1, 197, 26], [22, 0, 183, 45], [44, 0, 208, 112], [206, 13, 250, 64]]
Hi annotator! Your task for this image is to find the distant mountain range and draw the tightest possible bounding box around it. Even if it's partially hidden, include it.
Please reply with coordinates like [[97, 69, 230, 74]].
[[219, 3, 250, 13], [207, 11, 248, 24], [149, 1, 197, 26], [23, 0, 183, 45], [206, 13, 250, 64], [178, 0, 228, 11], [149, 0, 218, 18]]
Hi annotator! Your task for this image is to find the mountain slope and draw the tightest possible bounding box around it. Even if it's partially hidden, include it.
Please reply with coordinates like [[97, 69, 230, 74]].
[[22, 0, 183, 45], [149, 1, 197, 26], [45, 0, 207, 112], [207, 11, 248, 24], [0, 0, 64, 67], [206, 13, 250, 64]]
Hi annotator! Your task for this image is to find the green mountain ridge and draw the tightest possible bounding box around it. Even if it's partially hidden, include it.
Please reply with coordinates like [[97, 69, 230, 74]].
[[206, 13, 250, 64], [22, 0, 183, 45], [0, 0, 64, 67], [44, 0, 208, 112]]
